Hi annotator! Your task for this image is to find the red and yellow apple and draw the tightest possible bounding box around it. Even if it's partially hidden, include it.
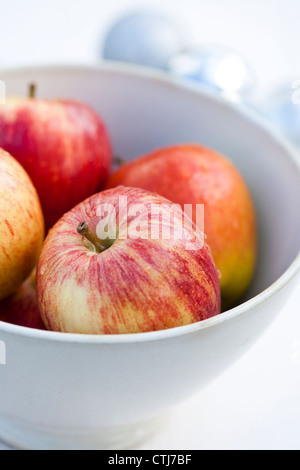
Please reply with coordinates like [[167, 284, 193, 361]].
[[36, 186, 221, 334], [105, 144, 257, 309], [0, 149, 45, 301], [0, 271, 45, 330], [0, 87, 112, 230]]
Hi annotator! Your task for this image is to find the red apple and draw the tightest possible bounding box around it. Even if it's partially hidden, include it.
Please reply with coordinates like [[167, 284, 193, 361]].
[[0, 271, 45, 330], [0, 86, 112, 230], [36, 186, 221, 334], [105, 144, 257, 310], [0, 149, 45, 301]]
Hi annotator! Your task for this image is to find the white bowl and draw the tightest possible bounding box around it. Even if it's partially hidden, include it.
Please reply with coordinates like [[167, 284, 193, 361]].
[[0, 64, 299, 450]]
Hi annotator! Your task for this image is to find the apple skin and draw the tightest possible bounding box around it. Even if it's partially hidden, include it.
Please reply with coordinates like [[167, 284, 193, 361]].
[[36, 186, 221, 334], [0, 271, 46, 330], [0, 96, 112, 230], [0, 149, 45, 301], [105, 144, 257, 310]]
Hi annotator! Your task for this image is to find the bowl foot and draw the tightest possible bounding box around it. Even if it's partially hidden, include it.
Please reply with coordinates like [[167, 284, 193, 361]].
[[0, 413, 167, 450]]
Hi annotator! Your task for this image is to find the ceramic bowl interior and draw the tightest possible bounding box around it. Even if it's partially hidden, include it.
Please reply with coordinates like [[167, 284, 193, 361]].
[[4, 63, 299, 302], [8, 62, 298, 303]]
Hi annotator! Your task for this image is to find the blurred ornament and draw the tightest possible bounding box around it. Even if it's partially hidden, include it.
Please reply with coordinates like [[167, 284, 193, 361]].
[[168, 43, 256, 103], [102, 11, 186, 71], [261, 83, 300, 149]]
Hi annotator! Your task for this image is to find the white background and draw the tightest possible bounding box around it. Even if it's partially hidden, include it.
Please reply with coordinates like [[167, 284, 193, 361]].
[[0, 0, 300, 450], [1, 0, 300, 99]]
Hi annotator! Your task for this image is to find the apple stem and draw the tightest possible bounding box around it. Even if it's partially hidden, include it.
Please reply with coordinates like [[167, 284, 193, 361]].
[[29, 83, 36, 99], [77, 222, 106, 253], [113, 155, 127, 168]]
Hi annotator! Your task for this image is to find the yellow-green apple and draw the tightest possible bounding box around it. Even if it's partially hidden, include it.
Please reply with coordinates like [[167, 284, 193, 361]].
[[36, 186, 221, 334], [0, 149, 45, 301], [0, 271, 45, 330], [0, 87, 112, 230], [105, 144, 257, 310]]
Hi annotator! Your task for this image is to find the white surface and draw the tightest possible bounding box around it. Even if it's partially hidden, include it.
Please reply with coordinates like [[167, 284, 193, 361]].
[[1, 0, 300, 101], [0, 0, 299, 451]]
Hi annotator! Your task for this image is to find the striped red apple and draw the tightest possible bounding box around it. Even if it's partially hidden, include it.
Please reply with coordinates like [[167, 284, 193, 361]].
[[0, 86, 112, 231], [0, 149, 45, 301], [36, 186, 221, 334]]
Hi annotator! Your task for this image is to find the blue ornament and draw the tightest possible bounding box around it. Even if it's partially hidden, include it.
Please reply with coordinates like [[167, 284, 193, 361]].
[[102, 11, 186, 71], [168, 44, 256, 103]]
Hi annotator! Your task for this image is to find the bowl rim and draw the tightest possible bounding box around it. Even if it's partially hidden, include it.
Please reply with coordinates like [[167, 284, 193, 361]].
[[0, 61, 299, 344]]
